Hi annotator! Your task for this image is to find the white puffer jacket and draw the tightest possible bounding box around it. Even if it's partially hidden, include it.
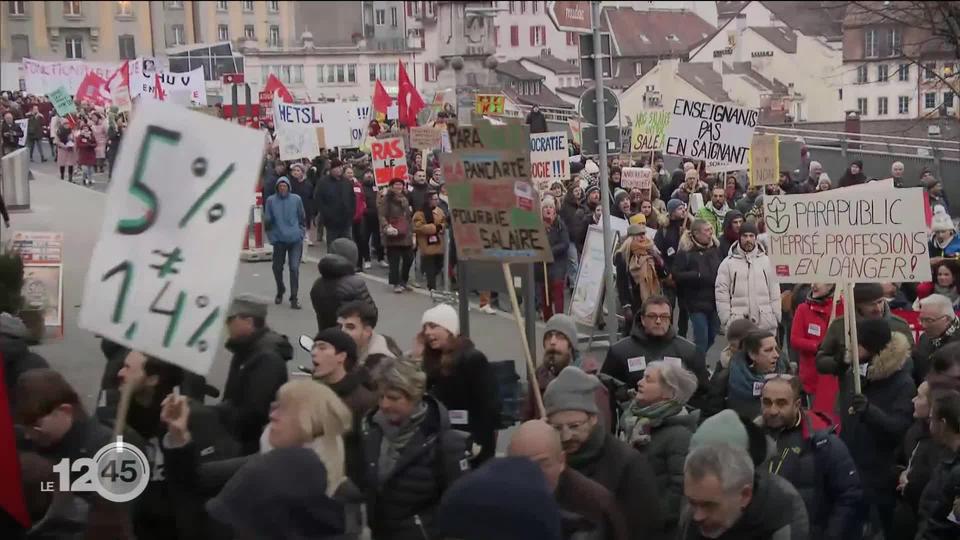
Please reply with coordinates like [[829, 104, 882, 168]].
[[715, 242, 781, 332]]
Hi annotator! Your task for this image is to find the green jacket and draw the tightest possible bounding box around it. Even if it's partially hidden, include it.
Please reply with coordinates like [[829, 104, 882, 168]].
[[696, 202, 730, 237]]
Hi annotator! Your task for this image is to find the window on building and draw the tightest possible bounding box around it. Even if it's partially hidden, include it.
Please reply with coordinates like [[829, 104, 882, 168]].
[[216, 0, 227, 10], [424, 63, 437, 82], [511, 25, 519, 47], [856, 97, 867, 115], [348, 64, 356, 83], [924, 62, 936, 80], [10, 35, 29, 60], [65, 36, 83, 58], [889, 27, 902, 56], [218, 24, 229, 41], [269, 65, 302, 84], [520, 1, 526, 14], [864, 28, 877, 57], [381, 63, 397, 82], [531, 25, 546, 47], [566, 32, 578, 46], [877, 64, 888, 82], [924, 92, 936, 109], [369, 64, 377, 81], [375, 9, 385, 25], [508, 1, 514, 14], [269, 0, 279, 13], [116, 1, 133, 16], [63, 1, 81, 16], [945, 91, 955, 108], [856, 65, 867, 84], [877, 96, 888, 115], [635, 62, 642, 76], [172, 24, 185, 45], [166, 0, 182, 8], [244, 25, 255, 39], [269, 25, 280, 46], [118, 34, 136, 59], [898, 63, 909, 81], [243, 1, 254, 12], [8, 1, 25, 15], [898, 95, 909, 114], [391, 7, 398, 27]]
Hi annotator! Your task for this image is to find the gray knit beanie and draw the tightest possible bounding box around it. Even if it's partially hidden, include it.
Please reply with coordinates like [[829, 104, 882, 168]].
[[543, 367, 600, 416], [544, 314, 578, 351]]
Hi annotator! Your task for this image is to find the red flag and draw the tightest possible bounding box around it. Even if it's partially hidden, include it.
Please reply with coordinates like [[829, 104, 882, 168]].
[[372, 79, 393, 116], [0, 353, 30, 529], [263, 74, 293, 103], [154, 73, 166, 101], [105, 60, 130, 94], [397, 60, 424, 127], [75, 72, 109, 107]]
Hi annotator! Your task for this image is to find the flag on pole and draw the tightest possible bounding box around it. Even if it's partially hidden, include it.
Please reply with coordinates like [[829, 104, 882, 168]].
[[397, 60, 424, 127], [0, 353, 30, 531], [154, 73, 166, 101], [372, 79, 393, 117], [263, 73, 294, 103]]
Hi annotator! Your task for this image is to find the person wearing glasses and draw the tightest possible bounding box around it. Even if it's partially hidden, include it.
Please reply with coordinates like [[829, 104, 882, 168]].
[[840, 318, 916, 540], [709, 330, 792, 420], [544, 366, 666, 540], [913, 294, 960, 385], [759, 374, 864, 540], [914, 390, 960, 540]]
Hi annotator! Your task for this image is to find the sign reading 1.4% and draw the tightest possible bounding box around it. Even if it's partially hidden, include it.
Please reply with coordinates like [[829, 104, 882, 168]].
[[80, 100, 263, 376]]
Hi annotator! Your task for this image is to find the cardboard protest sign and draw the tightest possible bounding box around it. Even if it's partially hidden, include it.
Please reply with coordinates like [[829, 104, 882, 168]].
[[410, 126, 442, 150], [22, 59, 120, 95], [475, 94, 505, 115], [748, 134, 779, 186], [621, 167, 652, 190], [132, 66, 207, 105], [631, 111, 670, 153], [79, 100, 263, 375], [371, 137, 408, 187], [529, 131, 568, 192], [346, 103, 371, 147], [440, 121, 552, 263], [764, 188, 931, 284], [664, 98, 758, 170], [273, 101, 352, 158], [47, 87, 77, 117]]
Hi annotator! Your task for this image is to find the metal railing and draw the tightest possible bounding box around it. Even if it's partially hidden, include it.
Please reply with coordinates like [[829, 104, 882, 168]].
[[755, 125, 959, 162]]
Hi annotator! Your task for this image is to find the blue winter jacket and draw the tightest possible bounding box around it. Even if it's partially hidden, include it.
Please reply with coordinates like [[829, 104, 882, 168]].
[[265, 177, 305, 244]]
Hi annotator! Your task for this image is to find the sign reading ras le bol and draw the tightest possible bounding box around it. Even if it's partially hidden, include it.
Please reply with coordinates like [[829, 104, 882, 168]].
[[764, 187, 930, 284]]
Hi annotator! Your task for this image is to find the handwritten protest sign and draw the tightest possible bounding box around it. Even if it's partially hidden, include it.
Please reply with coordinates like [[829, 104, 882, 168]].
[[79, 100, 263, 375], [664, 98, 758, 170], [529, 131, 568, 192], [748, 134, 779, 186], [475, 94, 505, 115], [273, 101, 352, 158], [347, 103, 371, 147], [47, 87, 77, 117], [621, 167, 652, 190], [440, 121, 552, 262], [371, 137, 408, 187], [410, 126, 442, 150], [22, 59, 121, 95], [764, 188, 931, 284], [133, 67, 207, 105], [631, 111, 670, 153]]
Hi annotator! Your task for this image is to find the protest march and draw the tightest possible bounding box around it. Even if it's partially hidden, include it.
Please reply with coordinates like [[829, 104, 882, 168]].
[[2, 11, 960, 540]]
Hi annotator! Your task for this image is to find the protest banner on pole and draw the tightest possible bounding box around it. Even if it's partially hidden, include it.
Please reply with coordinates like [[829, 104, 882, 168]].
[[621, 167, 652, 190], [273, 101, 352, 158], [664, 98, 758, 170], [78, 100, 263, 376], [47, 87, 77, 117], [763, 188, 931, 283], [748, 134, 780, 186], [410, 126, 442, 150], [529, 131, 568, 192], [371, 137, 408, 187], [631, 111, 670, 153], [474, 94, 505, 115], [347, 103, 371, 147], [440, 120, 552, 263]]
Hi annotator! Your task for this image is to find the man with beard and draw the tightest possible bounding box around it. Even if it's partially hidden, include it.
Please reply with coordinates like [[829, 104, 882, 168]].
[[735, 184, 762, 215], [408, 169, 431, 211], [522, 315, 611, 427], [696, 187, 730, 238]]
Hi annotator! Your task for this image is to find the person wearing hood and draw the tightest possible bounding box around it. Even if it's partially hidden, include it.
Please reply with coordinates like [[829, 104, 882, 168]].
[[717, 210, 743, 260], [287, 162, 316, 246], [603, 296, 710, 413], [360, 357, 471, 539], [264, 175, 306, 309], [928, 205, 960, 260], [310, 237, 376, 333], [313, 158, 356, 250], [1, 312, 47, 410], [544, 367, 667, 540], [715, 222, 780, 334], [620, 361, 700, 535], [523, 314, 612, 427], [837, 159, 867, 188], [840, 319, 916, 540], [791, 283, 841, 415], [217, 295, 293, 455], [758, 375, 864, 540], [379, 178, 416, 293], [710, 329, 791, 419], [614, 220, 666, 324], [673, 219, 722, 355]]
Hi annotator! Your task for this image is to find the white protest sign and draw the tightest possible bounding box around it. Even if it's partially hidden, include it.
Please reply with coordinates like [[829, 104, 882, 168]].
[[78, 100, 263, 375], [15, 119, 27, 146], [273, 101, 352, 157], [22, 59, 119, 95], [371, 137, 408, 187], [764, 188, 931, 284], [346, 103, 371, 147], [529, 131, 568, 192], [131, 66, 206, 105], [664, 98, 758, 170], [621, 167, 652, 190]]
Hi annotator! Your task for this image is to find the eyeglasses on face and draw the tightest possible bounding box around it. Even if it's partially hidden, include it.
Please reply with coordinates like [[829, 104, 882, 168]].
[[643, 313, 671, 322], [919, 315, 949, 325]]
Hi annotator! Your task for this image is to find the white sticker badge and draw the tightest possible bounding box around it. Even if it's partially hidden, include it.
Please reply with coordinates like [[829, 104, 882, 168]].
[[627, 356, 647, 373]]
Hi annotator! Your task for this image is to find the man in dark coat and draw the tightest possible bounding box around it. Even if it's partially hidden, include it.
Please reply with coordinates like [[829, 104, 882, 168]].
[[759, 376, 864, 540], [672, 220, 722, 355], [508, 420, 629, 540], [544, 367, 667, 540], [261, 158, 286, 200], [217, 295, 292, 455], [25, 105, 46, 162], [1, 111, 23, 155], [407, 170, 431, 212], [655, 198, 690, 337], [310, 238, 376, 333], [602, 296, 709, 412], [313, 158, 356, 250], [526, 105, 548, 134], [915, 390, 960, 540]]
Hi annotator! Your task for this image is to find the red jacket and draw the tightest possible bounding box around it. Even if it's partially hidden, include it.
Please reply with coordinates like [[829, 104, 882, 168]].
[[351, 179, 366, 223], [791, 294, 842, 399], [76, 131, 97, 166]]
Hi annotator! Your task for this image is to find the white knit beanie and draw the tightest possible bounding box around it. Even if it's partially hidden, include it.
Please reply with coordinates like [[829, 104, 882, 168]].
[[421, 304, 460, 337], [931, 205, 954, 233]]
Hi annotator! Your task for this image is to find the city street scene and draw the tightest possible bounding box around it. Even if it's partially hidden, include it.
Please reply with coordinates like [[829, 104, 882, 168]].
[[1, 1, 959, 539]]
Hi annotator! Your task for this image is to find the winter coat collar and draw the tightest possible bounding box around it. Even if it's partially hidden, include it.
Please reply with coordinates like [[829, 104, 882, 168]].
[[729, 240, 767, 260], [862, 332, 911, 381], [678, 230, 718, 252], [629, 322, 676, 344]]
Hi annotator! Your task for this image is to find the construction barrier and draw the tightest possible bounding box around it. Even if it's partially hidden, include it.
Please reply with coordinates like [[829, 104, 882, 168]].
[[240, 189, 272, 262]]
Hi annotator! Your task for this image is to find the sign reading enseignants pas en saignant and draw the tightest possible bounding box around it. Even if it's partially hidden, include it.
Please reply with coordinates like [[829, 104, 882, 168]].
[[664, 98, 758, 170]]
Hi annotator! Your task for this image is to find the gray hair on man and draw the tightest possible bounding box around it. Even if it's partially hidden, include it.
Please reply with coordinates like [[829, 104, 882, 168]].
[[920, 294, 957, 319], [891, 161, 904, 173], [646, 361, 699, 404], [684, 442, 755, 493]]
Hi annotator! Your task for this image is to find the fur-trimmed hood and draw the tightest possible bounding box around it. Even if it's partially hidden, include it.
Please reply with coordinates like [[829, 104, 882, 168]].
[[678, 230, 719, 252], [853, 331, 911, 381]]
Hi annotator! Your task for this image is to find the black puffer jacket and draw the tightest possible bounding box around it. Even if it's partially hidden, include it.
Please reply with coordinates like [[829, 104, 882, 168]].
[[671, 232, 721, 313], [310, 238, 376, 332], [916, 449, 960, 540], [313, 174, 356, 228], [361, 395, 470, 540], [654, 217, 685, 269]]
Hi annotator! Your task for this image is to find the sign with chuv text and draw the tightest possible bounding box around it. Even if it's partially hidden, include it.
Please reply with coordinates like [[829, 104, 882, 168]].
[[664, 98, 758, 170], [440, 120, 552, 263], [764, 188, 930, 283]]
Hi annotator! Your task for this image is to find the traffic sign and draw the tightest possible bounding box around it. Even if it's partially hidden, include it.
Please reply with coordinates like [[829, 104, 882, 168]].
[[579, 87, 619, 125], [547, 1, 593, 33], [579, 33, 613, 80], [582, 125, 621, 156]]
